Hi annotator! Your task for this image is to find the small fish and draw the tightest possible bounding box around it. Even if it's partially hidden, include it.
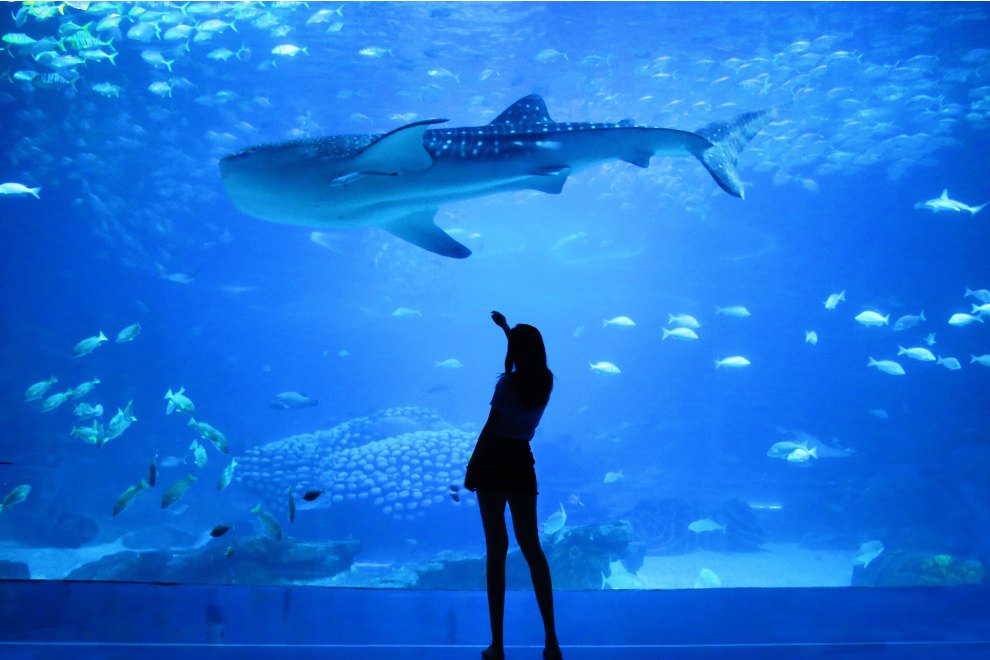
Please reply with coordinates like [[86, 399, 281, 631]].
[[302, 489, 323, 502], [115, 323, 141, 343], [391, 307, 422, 318], [197, 19, 237, 34], [937, 356, 962, 371], [189, 418, 229, 454], [972, 354, 990, 367], [148, 81, 173, 98], [358, 46, 391, 58], [70, 420, 104, 444], [715, 356, 750, 369], [892, 312, 925, 332], [210, 524, 232, 538], [164, 387, 195, 415], [66, 375, 99, 399], [218, 458, 237, 491], [949, 313, 984, 327], [435, 358, 463, 369], [250, 504, 282, 541], [112, 480, 148, 517], [288, 487, 296, 523], [24, 376, 58, 402], [854, 540, 884, 568], [0, 182, 41, 199], [662, 327, 698, 341], [602, 316, 636, 328], [105, 400, 136, 442], [271, 44, 308, 57], [590, 361, 621, 375], [72, 331, 108, 357], [92, 82, 122, 98], [158, 455, 185, 468], [965, 287, 990, 304], [867, 357, 905, 376], [787, 446, 818, 463], [41, 387, 72, 412], [73, 402, 103, 419], [667, 313, 701, 329], [869, 409, 889, 420], [688, 518, 725, 533], [805, 330, 818, 346], [534, 48, 567, 63], [603, 470, 624, 484], [190, 439, 208, 469], [0, 484, 31, 512], [148, 456, 157, 487], [972, 303, 990, 316], [2, 33, 38, 46], [542, 503, 566, 534], [601, 559, 642, 590], [897, 346, 935, 362], [224, 546, 235, 558], [270, 391, 318, 410], [695, 568, 721, 588], [140, 50, 174, 72], [855, 311, 889, 327], [161, 474, 197, 509], [716, 305, 751, 317], [824, 290, 846, 310], [924, 333, 936, 346]]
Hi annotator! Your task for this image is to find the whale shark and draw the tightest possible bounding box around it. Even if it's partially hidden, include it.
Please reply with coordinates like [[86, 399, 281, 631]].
[[219, 95, 776, 258]]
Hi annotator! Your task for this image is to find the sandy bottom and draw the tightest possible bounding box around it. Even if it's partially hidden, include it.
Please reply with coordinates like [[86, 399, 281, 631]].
[[0, 540, 854, 588], [634, 543, 854, 589]]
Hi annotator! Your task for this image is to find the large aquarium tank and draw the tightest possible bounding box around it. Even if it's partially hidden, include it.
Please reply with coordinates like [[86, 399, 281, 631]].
[[2, 0, 989, 646]]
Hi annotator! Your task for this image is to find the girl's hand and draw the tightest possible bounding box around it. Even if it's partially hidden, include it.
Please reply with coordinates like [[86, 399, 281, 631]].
[[491, 311, 508, 329]]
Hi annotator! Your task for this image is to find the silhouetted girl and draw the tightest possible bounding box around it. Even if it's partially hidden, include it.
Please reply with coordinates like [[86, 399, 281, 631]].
[[465, 311, 561, 660]]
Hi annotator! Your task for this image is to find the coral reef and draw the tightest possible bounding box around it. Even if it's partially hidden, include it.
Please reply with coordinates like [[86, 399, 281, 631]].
[[852, 550, 986, 587], [624, 497, 765, 555], [0, 559, 30, 580], [380, 522, 635, 590], [236, 407, 477, 520], [65, 536, 360, 585]]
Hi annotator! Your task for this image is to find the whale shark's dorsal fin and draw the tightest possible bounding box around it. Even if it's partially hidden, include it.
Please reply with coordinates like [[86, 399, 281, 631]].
[[940, 189, 949, 199], [489, 95, 555, 127]]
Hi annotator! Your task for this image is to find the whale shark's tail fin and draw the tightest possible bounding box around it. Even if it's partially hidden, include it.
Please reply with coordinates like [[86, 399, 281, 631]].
[[693, 105, 781, 199]]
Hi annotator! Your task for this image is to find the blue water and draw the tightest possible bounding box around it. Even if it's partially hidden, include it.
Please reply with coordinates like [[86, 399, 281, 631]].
[[1, 2, 989, 585]]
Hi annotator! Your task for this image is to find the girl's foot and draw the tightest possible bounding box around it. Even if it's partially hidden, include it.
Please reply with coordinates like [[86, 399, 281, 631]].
[[543, 646, 563, 660], [482, 644, 505, 660]]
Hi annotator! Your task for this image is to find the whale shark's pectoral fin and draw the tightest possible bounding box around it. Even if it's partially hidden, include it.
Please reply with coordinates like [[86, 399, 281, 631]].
[[383, 209, 471, 259], [621, 150, 653, 168], [353, 118, 448, 174], [527, 166, 572, 194], [327, 171, 394, 187]]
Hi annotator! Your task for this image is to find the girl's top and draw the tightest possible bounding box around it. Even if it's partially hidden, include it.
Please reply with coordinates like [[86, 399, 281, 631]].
[[489, 374, 547, 441]]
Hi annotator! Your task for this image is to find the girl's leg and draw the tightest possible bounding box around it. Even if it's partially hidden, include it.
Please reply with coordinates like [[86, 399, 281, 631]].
[[477, 490, 510, 655], [507, 493, 559, 651]]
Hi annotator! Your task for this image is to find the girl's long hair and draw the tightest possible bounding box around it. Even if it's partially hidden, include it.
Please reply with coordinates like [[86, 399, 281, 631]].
[[502, 324, 553, 409]]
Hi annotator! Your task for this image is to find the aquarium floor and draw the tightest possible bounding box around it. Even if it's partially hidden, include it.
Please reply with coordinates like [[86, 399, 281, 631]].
[[1, 581, 988, 659]]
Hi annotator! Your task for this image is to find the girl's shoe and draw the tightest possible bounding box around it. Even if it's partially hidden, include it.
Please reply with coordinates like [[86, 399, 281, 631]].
[[543, 646, 563, 660], [481, 644, 505, 660]]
